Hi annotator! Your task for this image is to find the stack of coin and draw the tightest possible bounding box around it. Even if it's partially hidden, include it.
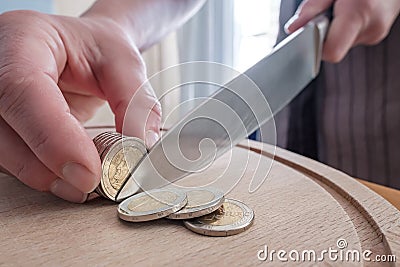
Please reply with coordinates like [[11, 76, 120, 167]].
[[166, 187, 225, 220], [118, 186, 254, 237], [92, 132, 254, 236], [92, 132, 147, 201], [118, 188, 188, 222]]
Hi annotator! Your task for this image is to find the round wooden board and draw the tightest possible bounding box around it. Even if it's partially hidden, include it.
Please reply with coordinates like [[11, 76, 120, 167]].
[[0, 131, 399, 266]]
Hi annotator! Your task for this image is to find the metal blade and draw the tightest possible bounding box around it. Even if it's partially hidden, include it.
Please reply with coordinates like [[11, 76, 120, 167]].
[[116, 15, 329, 202]]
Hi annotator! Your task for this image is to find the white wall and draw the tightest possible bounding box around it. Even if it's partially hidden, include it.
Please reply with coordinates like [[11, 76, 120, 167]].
[[54, 0, 95, 16]]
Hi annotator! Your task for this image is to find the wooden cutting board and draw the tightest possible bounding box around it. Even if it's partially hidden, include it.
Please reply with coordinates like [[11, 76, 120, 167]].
[[0, 131, 399, 266]]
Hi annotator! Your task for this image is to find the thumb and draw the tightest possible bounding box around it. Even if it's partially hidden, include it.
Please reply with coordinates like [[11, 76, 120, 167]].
[[97, 42, 162, 148], [0, 68, 101, 196], [284, 0, 333, 34]]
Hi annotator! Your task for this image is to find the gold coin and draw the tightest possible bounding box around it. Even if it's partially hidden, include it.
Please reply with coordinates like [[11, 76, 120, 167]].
[[93, 132, 147, 201], [93, 132, 121, 155], [118, 188, 187, 222], [127, 191, 177, 211], [167, 187, 224, 219], [183, 198, 254, 236], [99, 134, 123, 157]]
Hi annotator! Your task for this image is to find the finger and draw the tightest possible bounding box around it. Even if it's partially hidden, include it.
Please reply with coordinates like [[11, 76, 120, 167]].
[[0, 164, 12, 176], [285, 0, 333, 33], [0, 67, 101, 194], [63, 92, 106, 123], [96, 41, 162, 148], [50, 178, 88, 203], [0, 117, 87, 202], [0, 117, 56, 191], [322, 8, 363, 62]]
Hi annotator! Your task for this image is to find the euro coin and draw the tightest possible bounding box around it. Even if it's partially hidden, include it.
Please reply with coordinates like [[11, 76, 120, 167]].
[[118, 188, 188, 222], [183, 199, 254, 237], [167, 187, 224, 220], [93, 132, 147, 201], [93, 132, 122, 156]]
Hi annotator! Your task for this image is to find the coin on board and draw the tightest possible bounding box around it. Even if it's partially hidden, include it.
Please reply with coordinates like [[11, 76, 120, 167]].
[[93, 132, 147, 201], [167, 187, 225, 220], [118, 188, 188, 222], [183, 198, 254, 237]]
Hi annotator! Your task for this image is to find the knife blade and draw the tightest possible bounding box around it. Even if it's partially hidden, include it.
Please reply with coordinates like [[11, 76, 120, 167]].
[[116, 14, 330, 202]]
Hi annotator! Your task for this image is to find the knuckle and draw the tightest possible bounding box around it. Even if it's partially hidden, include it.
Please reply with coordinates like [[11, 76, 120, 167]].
[[89, 18, 145, 70], [0, 10, 50, 56], [0, 69, 53, 154], [152, 99, 162, 118], [362, 20, 391, 45], [33, 183, 50, 192], [113, 98, 130, 118], [27, 130, 51, 154], [371, 22, 390, 43], [327, 54, 343, 63], [299, 0, 314, 11], [297, 0, 314, 17], [0, 9, 42, 19], [14, 162, 29, 182], [15, 162, 54, 192], [298, 0, 331, 16], [324, 49, 344, 63], [0, 10, 44, 38], [122, 44, 146, 72], [30, 173, 55, 192], [0, 68, 35, 125], [364, 34, 385, 45]]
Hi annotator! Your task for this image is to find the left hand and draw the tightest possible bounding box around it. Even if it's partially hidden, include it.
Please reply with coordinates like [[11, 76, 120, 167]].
[[0, 11, 161, 203], [285, 0, 400, 62]]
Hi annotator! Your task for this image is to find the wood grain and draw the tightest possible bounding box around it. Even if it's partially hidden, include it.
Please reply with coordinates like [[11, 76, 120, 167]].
[[0, 138, 399, 266], [357, 179, 400, 212]]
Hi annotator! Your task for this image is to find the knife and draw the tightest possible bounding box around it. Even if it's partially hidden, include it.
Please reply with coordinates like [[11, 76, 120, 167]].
[[116, 13, 330, 202]]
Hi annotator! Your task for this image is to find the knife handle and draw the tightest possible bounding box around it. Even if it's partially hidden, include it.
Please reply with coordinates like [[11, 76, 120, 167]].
[[310, 13, 330, 42]]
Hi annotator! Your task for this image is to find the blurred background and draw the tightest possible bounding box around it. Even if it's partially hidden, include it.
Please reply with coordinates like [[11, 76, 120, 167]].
[[0, 0, 281, 136]]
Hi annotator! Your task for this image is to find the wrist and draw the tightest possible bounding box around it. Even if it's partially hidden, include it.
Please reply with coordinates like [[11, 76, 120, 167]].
[[81, 10, 145, 50]]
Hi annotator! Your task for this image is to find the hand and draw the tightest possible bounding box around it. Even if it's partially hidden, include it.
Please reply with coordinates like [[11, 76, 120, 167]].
[[0, 10, 161, 202], [285, 0, 400, 62]]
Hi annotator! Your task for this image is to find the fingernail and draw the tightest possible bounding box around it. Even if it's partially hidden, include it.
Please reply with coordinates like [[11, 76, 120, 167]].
[[50, 178, 88, 203], [62, 162, 98, 193], [145, 130, 159, 148], [284, 14, 299, 33]]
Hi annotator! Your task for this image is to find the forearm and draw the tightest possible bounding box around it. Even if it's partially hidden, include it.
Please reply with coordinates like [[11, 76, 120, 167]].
[[82, 0, 206, 51]]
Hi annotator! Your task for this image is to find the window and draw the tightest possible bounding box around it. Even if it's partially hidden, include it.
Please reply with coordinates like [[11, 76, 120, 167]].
[[233, 0, 281, 72]]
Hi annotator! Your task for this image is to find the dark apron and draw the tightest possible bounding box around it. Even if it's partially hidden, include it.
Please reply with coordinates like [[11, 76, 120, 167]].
[[274, 0, 400, 189]]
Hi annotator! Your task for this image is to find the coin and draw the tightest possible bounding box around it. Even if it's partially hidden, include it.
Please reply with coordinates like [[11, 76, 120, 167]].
[[118, 188, 188, 222], [93, 132, 147, 201], [167, 187, 224, 220], [93, 132, 121, 156], [183, 199, 254, 236]]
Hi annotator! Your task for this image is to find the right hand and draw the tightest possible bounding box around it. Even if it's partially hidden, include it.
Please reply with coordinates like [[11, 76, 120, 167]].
[[285, 0, 400, 62], [0, 10, 161, 203]]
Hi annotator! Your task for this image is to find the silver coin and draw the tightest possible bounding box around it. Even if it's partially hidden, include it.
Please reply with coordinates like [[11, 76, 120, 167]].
[[167, 187, 224, 220], [183, 199, 254, 237], [97, 135, 147, 201], [118, 188, 188, 222]]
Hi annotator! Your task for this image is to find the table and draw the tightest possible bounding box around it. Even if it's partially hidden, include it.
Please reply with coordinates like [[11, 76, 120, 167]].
[[1, 138, 399, 266]]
